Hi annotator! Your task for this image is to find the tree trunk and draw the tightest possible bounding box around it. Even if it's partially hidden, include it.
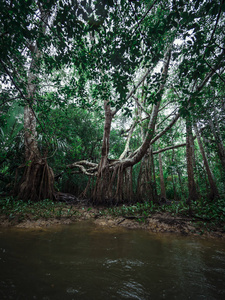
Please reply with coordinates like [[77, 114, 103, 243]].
[[171, 149, 177, 200], [171, 174, 177, 200], [92, 49, 171, 204], [136, 151, 156, 202], [186, 116, 198, 203], [150, 146, 158, 203], [93, 100, 113, 203], [15, 4, 55, 201], [177, 169, 184, 196], [190, 132, 201, 196], [209, 113, 225, 173], [158, 152, 166, 200], [194, 123, 219, 200]]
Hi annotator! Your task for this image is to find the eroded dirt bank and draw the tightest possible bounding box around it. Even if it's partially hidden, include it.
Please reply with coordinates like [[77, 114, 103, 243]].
[[0, 204, 224, 239]]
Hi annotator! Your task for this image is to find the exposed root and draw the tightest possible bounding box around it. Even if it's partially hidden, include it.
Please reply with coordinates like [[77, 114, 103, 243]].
[[15, 159, 55, 201]]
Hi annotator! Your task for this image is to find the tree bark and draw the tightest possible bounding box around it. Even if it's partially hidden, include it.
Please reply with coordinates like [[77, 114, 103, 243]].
[[194, 123, 219, 200], [123, 49, 171, 169], [158, 152, 166, 200], [93, 100, 113, 203], [16, 4, 55, 201], [171, 149, 177, 201], [74, 49, 171, 204], [150, 146, 158, 202], [209, 111, 225, 173], [24, 47, 40, 161], [177, 169, 184, 196], [136, 152, 154, 202], [186, 116, 198, 203]]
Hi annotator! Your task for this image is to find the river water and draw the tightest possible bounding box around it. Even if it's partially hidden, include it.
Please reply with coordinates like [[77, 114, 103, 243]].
[[0, 221, 225, 300]]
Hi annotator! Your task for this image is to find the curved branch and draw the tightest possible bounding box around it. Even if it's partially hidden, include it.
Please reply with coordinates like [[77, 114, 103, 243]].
[[122, 48, 172, 168], [119, 120, 137, 160], [66, 160, 98, 169], [71, 164, 97, 176]]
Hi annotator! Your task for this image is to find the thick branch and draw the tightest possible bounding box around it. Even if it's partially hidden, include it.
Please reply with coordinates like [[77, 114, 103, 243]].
[[62, 160, 99, 177], [70, 164, 97, 176], [119, 121, 137, 160], [123, 48, 172, 168], [66, 160, 98, 169]]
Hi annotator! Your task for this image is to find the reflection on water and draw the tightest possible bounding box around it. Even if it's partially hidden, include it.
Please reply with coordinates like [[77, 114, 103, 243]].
[[0, 221, 225, 299]]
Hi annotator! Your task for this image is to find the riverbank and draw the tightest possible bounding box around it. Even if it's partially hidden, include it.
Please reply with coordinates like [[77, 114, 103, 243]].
[[0, 199, 224, 239]]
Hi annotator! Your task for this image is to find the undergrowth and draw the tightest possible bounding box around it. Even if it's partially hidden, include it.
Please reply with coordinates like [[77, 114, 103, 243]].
[[0, 197, 224, 232], [106, 198, 225, 230], [0, 197, 79, 222]]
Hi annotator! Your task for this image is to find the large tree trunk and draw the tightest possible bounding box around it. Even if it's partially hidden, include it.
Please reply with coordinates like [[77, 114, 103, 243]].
[[194, 123, 219, 200], [91, 49, 171, 204], [93, 100, 113, 203], [136, 148, 157, 203], [16, 4, 55, 201]]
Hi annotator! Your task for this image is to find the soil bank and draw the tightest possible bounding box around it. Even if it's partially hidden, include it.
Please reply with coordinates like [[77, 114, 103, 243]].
[[0, 204, 224, 240]]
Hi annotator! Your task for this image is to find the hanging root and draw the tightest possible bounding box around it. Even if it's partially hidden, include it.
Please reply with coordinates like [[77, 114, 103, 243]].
[[15, 159, 55, 202], [92, 162, 134, 205]]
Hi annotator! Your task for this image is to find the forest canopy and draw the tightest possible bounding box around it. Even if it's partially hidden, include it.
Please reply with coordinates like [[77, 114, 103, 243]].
[[0, 0, 225, 206]]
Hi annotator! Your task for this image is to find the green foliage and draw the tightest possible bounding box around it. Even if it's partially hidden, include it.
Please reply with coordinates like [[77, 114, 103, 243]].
[[108, 201, 156, 218], [0, 104, 24, 191], [192, 198, 225, 223], [42, 105, 103, 162], [0, 0, 225, 205], [0, 197, 79, 221], [1, 195, 224, 234], [160, 201, 189, 215], [107, 198, 225, 228]]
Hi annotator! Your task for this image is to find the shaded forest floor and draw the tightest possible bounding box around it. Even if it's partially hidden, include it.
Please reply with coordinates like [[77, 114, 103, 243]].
[[0, 198, 225, 239]]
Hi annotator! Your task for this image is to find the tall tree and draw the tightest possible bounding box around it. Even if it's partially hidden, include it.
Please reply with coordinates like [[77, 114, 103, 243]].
[[17, 2, 56, 201], [0, 0, 56, 200], [1, 0, 225, 204], [158, 152, 166, 201], [194, 123, 219, 200], [186, 116, 198, 203]]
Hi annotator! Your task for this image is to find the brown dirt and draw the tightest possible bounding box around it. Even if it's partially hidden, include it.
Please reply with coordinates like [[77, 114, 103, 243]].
[[94, 213, 225, 239], [0, 205, 224, 239]]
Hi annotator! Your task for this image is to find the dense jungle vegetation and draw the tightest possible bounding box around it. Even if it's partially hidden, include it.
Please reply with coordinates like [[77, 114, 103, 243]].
[[0, 0, 225, 220]]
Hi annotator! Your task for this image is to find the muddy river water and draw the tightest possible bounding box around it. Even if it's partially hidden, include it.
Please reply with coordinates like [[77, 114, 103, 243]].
[[0, 221, 225, 299]]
